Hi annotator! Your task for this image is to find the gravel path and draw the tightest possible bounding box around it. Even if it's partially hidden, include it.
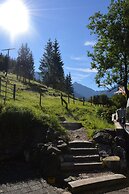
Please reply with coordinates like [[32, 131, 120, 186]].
[[0, 160, 71, 194], [0, 178, 67, 194], [67, 127, 89, 141]]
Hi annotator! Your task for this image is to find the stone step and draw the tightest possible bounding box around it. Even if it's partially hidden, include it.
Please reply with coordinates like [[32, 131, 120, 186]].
[[70, 148, 98, 155], [69, 140, 94, 148], [68, 174, 126, 194], [61, 162, 103, 172], [61, 122, 83, 130], [63, 154, 100, 163]]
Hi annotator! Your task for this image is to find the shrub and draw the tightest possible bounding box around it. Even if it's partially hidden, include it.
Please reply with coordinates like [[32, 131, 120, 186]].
[[0, 106, 65, 151]]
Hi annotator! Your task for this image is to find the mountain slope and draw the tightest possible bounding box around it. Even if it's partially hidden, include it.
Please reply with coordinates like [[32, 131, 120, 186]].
[[73, 82, 96, 99], [73, 82, 116, 99]]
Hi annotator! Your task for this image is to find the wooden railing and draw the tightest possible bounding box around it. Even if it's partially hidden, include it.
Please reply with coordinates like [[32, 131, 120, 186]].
[[0, 76, 16, 103]]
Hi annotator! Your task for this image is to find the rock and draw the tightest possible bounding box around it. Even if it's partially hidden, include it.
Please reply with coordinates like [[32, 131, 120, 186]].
[[57, 140, 64, 145], [114, 136, 126, 149], [97, 143, 112, 157], [102, 156, 120, 171], [113, 146, 127, 170], [64, 176, 76, 183], [47, 145, 61, 155], [93, 131, 113, 144], [57, 143, 69, 153]]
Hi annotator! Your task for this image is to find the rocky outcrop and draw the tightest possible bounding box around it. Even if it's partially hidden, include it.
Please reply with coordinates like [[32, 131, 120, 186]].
[[24, 138, 70, 181], [93, 129, 127, 171]]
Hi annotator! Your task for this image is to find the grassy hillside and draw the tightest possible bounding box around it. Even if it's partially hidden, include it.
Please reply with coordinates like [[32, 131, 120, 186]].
[[0, 73, 114, 138]]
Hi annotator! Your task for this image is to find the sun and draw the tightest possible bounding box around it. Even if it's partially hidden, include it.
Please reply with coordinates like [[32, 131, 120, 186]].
[[0, 0, 30, 40]]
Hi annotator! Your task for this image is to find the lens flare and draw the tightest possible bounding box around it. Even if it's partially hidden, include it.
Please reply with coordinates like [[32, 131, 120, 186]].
[[0, 0, 30, 40]]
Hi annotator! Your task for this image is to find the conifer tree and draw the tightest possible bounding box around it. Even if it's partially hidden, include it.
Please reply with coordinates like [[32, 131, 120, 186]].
[[17, 43, 35, 82], [52, 39, 65, 90], [39, 39, 65, 90], [65, 73, 74, 95], [39, 39, 53, 86]]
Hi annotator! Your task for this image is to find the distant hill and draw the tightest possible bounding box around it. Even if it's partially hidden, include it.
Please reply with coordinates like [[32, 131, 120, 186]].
[[34, 72, 42, 81], [73, 82, 116, 99]]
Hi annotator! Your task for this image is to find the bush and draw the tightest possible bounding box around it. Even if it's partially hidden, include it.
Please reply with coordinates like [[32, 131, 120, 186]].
[[97, 106, 116, 123], [0, 106, 65, 151]]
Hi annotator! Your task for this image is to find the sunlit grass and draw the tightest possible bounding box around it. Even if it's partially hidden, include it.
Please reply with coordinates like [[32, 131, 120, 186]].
[[0, 73, 114, 138]]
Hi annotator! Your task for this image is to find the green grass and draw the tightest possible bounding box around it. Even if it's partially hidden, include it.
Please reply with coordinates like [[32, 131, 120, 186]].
[[0, 73, 114, 139]]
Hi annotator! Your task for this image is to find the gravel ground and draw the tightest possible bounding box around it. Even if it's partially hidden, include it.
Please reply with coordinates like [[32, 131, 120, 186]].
[[0, 159, 71, 194], [67, 127, 89, 141]]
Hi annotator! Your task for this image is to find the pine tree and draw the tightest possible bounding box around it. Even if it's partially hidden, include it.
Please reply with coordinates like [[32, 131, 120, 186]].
[[17, 43, 35, 82], [26, 51, 35, 82], [65, 73, 74, 95], [39, 39, 53, 86], [52, 39, 65, 90], [39, 39, 65, 90], [0, 53, 5, 72]]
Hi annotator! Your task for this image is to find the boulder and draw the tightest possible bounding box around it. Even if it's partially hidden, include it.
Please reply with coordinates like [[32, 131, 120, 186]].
[[97, 143, 112, 157], [102, 156, 120, 171], [93, 131, 113, 145], [113, 146, 127, 170]]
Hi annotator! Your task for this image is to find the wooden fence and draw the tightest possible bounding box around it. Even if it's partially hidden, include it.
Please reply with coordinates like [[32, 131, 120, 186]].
[[0, 77, 16, 103], [39, 90, 86, 109]]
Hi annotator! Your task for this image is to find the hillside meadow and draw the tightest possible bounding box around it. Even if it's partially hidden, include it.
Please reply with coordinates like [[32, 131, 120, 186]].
[[0, 73, 114, 139]]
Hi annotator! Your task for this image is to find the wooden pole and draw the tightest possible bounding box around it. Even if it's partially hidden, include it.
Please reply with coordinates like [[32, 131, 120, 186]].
[[83, 97, 85, 106], [61, 93, 63, 105], [73, 95, 75, 104], [39, 92, 42, 106], [4, 80, 7, 104], [13, 84, 16, 100], [68, 94, 70, 104], [0, 77, 1, 96]]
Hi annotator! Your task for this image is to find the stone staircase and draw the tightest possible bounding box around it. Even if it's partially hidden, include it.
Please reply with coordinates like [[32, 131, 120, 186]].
[[59, 121, 127, 193], [61, 140, 102, 173]]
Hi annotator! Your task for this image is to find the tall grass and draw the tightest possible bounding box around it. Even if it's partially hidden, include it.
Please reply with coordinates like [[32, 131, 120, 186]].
[[0, 73, 114, 139]]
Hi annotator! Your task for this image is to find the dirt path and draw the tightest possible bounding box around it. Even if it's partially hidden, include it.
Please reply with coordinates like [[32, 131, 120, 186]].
[[67, 127, 89, 141]]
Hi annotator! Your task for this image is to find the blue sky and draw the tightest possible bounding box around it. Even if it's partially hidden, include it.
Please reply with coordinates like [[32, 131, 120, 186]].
[[0, 0, 111, 90]]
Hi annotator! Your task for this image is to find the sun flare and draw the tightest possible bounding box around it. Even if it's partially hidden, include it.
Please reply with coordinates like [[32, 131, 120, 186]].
[[0, 0, 30, 40]]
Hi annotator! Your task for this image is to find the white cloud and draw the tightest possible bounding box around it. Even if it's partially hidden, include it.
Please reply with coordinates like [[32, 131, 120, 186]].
[[70, 56, 88, 62], [84, 41, 96, 47], [72, 73, 90, 82], [66, 66, 97, 73], [72, 73, 90, 78]]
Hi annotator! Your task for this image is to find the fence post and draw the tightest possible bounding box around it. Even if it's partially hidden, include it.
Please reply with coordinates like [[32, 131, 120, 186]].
[[13, 84, 16, 100], [83, 97, 85, 106], [61, 93, 63, 105], [0, 77, 1, 96], [39, 92, 42, 106], [73, 95, 75, 104], [68, 94, 70, 104], [4, 80, 7, 103]]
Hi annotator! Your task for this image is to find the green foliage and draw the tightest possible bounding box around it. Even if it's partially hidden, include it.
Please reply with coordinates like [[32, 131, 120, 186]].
[[0, 53, 8, 72], [66, 103, 113, 137], [88, 0, 129, 98], [65, 73, 74, 95], [0, 105, 65, 150], [97, 106, 116, 123], [111, 94, 127, 108], [89, 94, 110, 106], [17, 43, 35, 81], [39, 39, 65, 91], [0, 73, 114, 139]]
